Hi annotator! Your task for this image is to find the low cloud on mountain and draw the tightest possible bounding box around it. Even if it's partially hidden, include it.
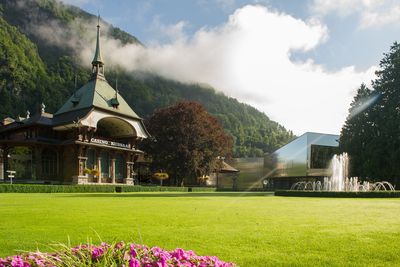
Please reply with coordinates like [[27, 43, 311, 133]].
[[35, 4, 377, 134]]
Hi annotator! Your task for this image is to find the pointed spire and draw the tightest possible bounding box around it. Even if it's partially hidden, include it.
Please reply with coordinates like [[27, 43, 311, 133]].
[[91, 15, 105, 78]]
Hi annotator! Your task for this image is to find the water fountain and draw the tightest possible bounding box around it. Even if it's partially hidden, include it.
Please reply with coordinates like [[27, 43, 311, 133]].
[[291, 152, 395, 192], [330, 153, 348, 191]]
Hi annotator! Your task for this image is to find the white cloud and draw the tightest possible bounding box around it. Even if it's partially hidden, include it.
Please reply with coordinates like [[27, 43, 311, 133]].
[[77, 5, 376, 135], [360, 5, 400, 28], [311, 0, 400, 28], [146, 17, 189, 43]]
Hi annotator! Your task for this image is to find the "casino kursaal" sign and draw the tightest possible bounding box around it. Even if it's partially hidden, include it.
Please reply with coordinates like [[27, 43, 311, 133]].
[[90, 138, 131, 149]]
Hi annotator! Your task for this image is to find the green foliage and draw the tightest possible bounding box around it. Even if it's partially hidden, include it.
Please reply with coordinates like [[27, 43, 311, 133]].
[[340, 42, 400, 183], [0, 184, 216, 193], [0, 16, 48, 118], [0, 184, 116, 193], [143, 101, 233, 185], [0, 0, 294, 157], [275, 190, 400, 198]]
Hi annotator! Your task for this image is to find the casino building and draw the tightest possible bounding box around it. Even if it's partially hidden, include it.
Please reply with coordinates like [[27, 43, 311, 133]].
[[0, 21, 150, 184]]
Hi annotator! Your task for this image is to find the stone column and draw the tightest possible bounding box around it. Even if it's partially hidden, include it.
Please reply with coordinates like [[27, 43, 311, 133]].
[[78, 156, 88, 176], [72, 148, 89, 184], [97, 156, 102, 184], [111, 158, 116, 184], [124, 161, 134, 185]]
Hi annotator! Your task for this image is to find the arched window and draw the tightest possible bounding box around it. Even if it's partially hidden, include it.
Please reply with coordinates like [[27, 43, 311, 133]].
[[96, 117, 136, 139]]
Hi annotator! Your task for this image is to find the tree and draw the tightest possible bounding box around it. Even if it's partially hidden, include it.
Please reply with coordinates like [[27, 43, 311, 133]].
[[340, 42, 400, 185], [340, 84, 374, 178], [143, 101, 233, 186]]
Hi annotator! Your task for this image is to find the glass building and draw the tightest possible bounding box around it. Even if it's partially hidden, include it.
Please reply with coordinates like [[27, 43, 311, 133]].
[[264, 132, 339, 190]]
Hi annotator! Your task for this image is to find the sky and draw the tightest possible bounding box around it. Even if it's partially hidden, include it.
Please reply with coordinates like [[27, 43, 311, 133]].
[[60, 0, 400, 135]]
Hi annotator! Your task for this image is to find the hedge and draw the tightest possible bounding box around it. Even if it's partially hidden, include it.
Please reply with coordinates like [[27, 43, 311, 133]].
[[275, 190, 400, 198], [119, 186, 187, 192], [0, 184, 216, 193], [216, 188, 267, 192], [191, 187, 217, 192]]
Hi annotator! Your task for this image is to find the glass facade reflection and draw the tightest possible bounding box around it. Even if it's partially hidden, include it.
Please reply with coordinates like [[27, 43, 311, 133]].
[[270, 132, 339, 178]]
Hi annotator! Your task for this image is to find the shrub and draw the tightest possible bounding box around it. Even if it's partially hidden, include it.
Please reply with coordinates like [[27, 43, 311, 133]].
[[0, 184, 217, 193], [0, 184, 116, 193], [0, 241, 235, 267]]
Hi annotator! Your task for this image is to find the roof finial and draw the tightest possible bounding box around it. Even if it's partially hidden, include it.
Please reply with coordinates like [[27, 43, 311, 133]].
[[41, 103, 46, 114], [91, 14, 105, 79]]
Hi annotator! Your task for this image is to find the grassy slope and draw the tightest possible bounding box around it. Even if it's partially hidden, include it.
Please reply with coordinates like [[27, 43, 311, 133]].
[[0, 193, 399, 266]]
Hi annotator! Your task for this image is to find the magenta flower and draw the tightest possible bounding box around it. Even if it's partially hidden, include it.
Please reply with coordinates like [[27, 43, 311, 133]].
[[0, 242, 235, 267], [129, 258, 140, 267]]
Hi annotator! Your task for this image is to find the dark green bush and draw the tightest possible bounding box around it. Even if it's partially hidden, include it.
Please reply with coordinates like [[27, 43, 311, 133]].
[[0, 184, 116, 193], [275, 190, 400, 198], [0, 184, 216, 193], [191, 187, 216, 192], [216, 188, 266, 192]]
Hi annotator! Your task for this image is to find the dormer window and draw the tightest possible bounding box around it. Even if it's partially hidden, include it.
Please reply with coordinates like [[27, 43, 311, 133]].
[[111, 98, 119, 109], [72, 99, 79, 107]]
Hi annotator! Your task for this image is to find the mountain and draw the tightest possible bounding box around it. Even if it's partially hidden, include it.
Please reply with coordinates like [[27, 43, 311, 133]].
[[0, 0, 294, 157]]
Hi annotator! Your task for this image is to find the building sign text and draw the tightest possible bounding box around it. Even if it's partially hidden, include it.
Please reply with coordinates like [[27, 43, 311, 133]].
[[90, 138, 131, 149]]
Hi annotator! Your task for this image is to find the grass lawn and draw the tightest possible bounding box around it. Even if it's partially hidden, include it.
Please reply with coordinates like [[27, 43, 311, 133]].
[[0, 192, 399, 266]]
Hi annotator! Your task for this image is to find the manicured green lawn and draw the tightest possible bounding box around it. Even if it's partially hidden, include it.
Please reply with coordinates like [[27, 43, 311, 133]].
[[0, 192, 399, 266]]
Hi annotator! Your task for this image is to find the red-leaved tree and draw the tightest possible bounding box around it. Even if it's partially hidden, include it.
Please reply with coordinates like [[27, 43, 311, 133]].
[[143, 101, 233, 186]]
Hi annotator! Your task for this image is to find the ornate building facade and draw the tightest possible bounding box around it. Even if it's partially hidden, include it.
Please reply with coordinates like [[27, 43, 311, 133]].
[[0, 20, 149, 184]]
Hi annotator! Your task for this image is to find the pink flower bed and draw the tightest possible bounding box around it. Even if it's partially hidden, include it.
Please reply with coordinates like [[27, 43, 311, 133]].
[[0, 242, 235, 267]]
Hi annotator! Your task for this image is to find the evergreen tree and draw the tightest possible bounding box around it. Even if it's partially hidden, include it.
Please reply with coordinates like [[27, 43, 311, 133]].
[[340, 84, 374, 178], [340, 42, 400, 185]]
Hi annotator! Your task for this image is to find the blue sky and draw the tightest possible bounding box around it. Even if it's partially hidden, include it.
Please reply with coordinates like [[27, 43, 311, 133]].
[[61, 0, 400, 134]]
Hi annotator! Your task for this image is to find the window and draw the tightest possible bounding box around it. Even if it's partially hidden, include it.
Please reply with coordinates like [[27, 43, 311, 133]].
[[86, 149, 96, 169], [100, 151, 110, 178], [310, 145, 338, 169], [42, 149, 58, 179], [115, 154, 125, 180]]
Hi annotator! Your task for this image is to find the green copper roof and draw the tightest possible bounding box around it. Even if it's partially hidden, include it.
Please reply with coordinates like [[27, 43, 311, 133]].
[[54, 77, 140, 119], [55, 19, 140, 121]]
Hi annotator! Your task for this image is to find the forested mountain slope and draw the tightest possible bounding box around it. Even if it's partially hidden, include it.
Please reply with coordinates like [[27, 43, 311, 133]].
[[0, 0, 294, 156]]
